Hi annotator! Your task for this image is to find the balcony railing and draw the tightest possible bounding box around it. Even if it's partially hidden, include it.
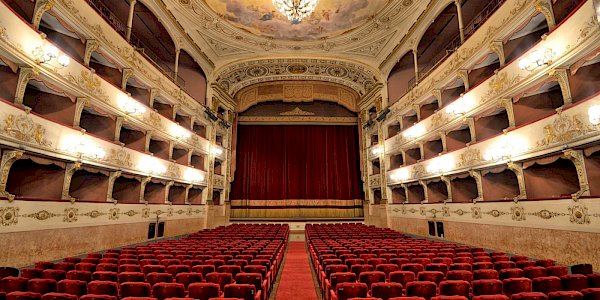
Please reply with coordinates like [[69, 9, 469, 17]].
[[85, 0, 186, 89], [406, 0, 506, 93]]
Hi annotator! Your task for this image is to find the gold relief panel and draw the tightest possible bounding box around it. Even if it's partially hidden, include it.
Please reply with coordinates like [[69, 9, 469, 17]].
[[282, 85, 313, 101], [1, 114, 51, 147], [458, 148, 482, 168], [538, 113, 591, 147]]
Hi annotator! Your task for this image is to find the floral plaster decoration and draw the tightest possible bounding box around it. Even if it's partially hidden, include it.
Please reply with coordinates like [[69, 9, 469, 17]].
[[0, 207, 19, 226]]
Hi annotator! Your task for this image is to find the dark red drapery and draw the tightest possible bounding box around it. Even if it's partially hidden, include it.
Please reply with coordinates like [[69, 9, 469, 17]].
[[230, 125, 363, 201]]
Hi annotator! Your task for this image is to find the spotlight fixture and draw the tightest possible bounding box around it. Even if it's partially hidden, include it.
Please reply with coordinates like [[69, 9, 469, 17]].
[[32, 44, 70, 68], [273, 0, 319, 24], [518, 48, 555, 71]]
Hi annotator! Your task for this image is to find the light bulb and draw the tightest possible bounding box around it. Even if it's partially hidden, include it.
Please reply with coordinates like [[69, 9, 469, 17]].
[[44, 45, 59, 59]]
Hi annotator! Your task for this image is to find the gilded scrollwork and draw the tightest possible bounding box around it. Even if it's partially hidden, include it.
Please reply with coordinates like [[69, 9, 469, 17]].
[[537, 113, 591, 147], [1, 114, 51, 147]]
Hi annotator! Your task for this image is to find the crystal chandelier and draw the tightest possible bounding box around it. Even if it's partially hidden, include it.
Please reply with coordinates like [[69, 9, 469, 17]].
[[273, 0, 319, 24]]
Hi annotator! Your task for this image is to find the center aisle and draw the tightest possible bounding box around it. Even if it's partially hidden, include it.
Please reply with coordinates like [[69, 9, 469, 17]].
[[275, 241, 319, 300]]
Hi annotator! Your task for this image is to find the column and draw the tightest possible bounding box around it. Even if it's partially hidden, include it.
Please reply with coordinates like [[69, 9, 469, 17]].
[[126, 0, 137, 42], [455, 0, 465, 43], [174, 48, 181, 80], [412, 49, 419, 83]]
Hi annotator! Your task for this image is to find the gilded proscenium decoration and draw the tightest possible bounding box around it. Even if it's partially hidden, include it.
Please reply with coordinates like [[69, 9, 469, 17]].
[[279, 107, 315, 116], [216, 59, 379, 96], [537, 113, 591, 147]]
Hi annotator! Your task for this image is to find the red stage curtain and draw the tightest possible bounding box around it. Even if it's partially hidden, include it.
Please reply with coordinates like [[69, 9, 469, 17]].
[[231, 125, 363, 201]]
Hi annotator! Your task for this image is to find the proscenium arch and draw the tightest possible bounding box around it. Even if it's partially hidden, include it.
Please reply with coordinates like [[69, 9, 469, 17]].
[[214, 58, 383, 98], [234, 81, 361, 113]]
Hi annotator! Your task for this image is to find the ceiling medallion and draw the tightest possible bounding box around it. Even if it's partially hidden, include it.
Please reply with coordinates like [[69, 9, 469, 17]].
[[272, 0, 319, 24]]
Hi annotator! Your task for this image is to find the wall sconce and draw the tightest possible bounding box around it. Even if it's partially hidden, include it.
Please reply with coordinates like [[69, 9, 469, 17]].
[[403, 124, 425, 139], [211, 146, 223, 156], [371, 145, 384, 155], [32, 44, 70, 68], [118, 95, 146, 116], [140, 156, 166, 175], [62, 136, 106, 160], [588, 104, 600, 126], [447, 94, 475, 116], [518, 48, 556, 71], [426, 156, 454, 174], [172, 125, 191, 140], [184, 169, 205, 183]]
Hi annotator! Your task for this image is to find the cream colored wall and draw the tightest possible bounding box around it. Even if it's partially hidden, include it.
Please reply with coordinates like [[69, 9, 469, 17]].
[[1, 218, 205, 268], [364, 203, 389, 228], [388, 216, 600, 271]]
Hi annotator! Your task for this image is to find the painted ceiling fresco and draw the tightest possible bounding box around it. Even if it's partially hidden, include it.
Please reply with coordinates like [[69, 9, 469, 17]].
[[205, 0, 390, 40]]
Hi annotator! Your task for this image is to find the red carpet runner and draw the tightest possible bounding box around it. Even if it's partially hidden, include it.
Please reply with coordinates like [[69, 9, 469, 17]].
[[276, 241, 319, 300]]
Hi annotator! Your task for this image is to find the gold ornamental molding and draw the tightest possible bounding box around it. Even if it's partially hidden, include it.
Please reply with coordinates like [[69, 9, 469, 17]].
[[216, 59, 380, 98], [237, 116, 358, 125], [234, 81, 360, 112]]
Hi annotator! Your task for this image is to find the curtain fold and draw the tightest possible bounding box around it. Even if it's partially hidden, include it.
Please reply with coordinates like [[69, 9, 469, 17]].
[[231, 125, 363, 201]]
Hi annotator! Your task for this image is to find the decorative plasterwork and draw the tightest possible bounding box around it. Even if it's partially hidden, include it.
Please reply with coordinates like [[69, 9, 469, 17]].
[[237, 116, 357, 125], [234, 80, 360, 112], [217, 59, 379, 97], [280, 107, 315, 116]]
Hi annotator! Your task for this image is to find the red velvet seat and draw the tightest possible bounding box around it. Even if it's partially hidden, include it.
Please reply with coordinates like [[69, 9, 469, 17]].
[[160, 260, 182, 268], [182, 260, 204, 268], [561, 275, 589, 291], [143, 266, 166, 275], [389, 271, 416, 287], [333, 282, 368, 300], [0, 269, 19, 280], [146, 273, 173, 287], [81, 259, 100, 265], [450, 264, 472, 272], [524, 267, 547, 280], [329, 272, 357, 291], [175, 273, 203, 289], [517, 262, 538, 269], [495, 262, 517, 271], [571, 265, 593, 276], [439, 280, 470, 297], [389, 297, 426, 300], [351, 265, 375, 277], [92, 272, 118, 282], [35, 263, 54, 271], [503, 278, 533, 297], [41, 293, 77, 300], [535, 260, 555, 268], [75, 264, 96, 273], [205, 260, 225, 269], [377, 264, 400, 279], [472, 296, 509, 300], [417, 271, 445, 284], [367, 258, 388, 268], [473, 280, 504, 296], [545, 267, 568, 278], [6, 292, 41, 300], [242, 266, 267, 280], [42, 271, 66, 282], [370, 282, 403, 300], [432, 258, 453, 266], [191, 266, 216, 278], [223, 284, 258, 300], [588, 275, 600, 289], [474, 263, 495, 271], [359, 272, 386, 289], [95, 264, 118, 273], [140, 260, 161, 267], [217, 266, 241, 278], [548, 291, 584, 300], [205, 273, 233, 291], [165, 265, 190, 277], [426, 263, 449, 275], [188, 283, 221, 300], [405, 281, 437, 300], [79, 294, 116, 300], [500, 269, 525, 280], [20, 270, 42, 280], [402, 264, 425, 275], [65, 271, 92, 283], [87, 281, 119, 296], [120, 282, 152, 298], [119, 265, 142, 273], [447, 270, 473, 282], [411, 259, 432, 267], [581, 288, 600, 300], [27, 279, 57, 294], [56, 280, 87, 297], [510, 292, 548, 300], [234, 273, 264, 298], [118, 272, 145, 283], [1, 277, 29, 293], [475, 270, 500, 280], [152, 283, 185, 300], [532, 276, 562, 294], [431, 296, 468, 300], [511, 256, 529, 263], [53, 264, 75, 273]]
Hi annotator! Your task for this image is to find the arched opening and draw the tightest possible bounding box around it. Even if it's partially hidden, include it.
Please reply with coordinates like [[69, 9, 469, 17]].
[[372, 189, 382, 205], [404, 147, 421, 166], [504, 13, 549, 64], [468, 52, 500, 88], [474, 107, 510, 141], [371, 159, 381, 175], [23, 80, 76, 126], [119, 123, 147, 152], [175, 112, 192, 130], [112, 174, 142, 203], [168, 183, 187, 204], [391, 186, 406, 204], [144, 179, 167, 204], [191, 152, 206, 170], [388, 52, 416, 103], [419, 96, 439, 120], [513, 81, 563, 127], [523, 155, 580, 199], [125, 76, 152, 107], [402, 109, 418, 129], [450, 173, 478, 203], [153, 95, 175, 120], [172, 146, 189, 165], [439, 78, 466, 108], [130, 2, 178, 83], [6, 156, 66, 200], [426, 180, 448, 203], [583, 145, 600, 196], [481, 166, 520, 201], [214, 159, 223, 176], [387, 120, 401, 139], [569, 54, 600, 104], [178, 49, 207, 104], [446, 124, 472, 152], [423, 137, 444, 160], [188, 187, 203, 204], [389, 153, 404, 170], [212, 190, 222, 205], [0, 56, 19, 101], [79, 105, 117, 141], [149, 137, 170, 160], [69, 167, 110, 202], [39, 13, 86, 65], [407, 183, 425, 204]]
